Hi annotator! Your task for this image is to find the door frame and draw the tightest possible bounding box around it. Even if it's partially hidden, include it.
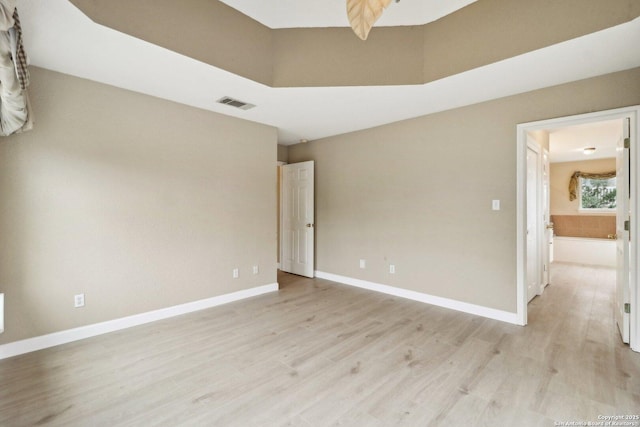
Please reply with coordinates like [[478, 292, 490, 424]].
[[542, 147, 551, 290], [516, 106, 640, 352]]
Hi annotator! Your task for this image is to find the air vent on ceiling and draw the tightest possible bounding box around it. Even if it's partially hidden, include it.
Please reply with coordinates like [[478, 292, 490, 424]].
[[216, 96, 256, 111]]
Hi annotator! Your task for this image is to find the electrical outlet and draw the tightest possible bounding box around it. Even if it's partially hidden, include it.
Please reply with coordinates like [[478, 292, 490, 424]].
[[252, 265, 259, 275], [389, 264, 396, 274], [74, 293, 85, 308], [232, 268, 239, 279], [359, 259, 366, 269]]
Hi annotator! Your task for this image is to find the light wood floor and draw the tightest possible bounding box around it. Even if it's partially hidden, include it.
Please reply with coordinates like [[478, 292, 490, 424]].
[[1, 263, 639, 426]]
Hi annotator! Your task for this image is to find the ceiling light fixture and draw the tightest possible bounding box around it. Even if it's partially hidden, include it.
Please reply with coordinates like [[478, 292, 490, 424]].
[[347, 0, 399, 41], [583, 147, 596, 155]]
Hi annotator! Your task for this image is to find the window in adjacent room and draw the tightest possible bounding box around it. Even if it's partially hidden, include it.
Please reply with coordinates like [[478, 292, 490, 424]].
[[579, 176, 616, 210]]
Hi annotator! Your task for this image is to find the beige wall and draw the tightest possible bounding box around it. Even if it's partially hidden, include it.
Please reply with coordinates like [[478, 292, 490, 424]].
[[277, 145, 289, 163], [528, 130, 549, 152], [550, 158, 616, 216], [550, 158, 616, 239], [71, 0, 274, 86], [288, 67, 640, 313], [422, 0, 640, 82], [70, 0, 639, 88], [272, 26, 424, 87], [0, 68, 278, 344]]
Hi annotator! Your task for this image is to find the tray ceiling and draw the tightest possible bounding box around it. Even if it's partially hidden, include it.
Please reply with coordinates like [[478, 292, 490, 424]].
[[17, 1, 640, 145], [218, 0, 478, 28]]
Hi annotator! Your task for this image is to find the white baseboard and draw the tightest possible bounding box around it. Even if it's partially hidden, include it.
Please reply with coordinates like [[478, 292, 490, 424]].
[[0, 283, 279, 360], [315, 271, 518, 325]]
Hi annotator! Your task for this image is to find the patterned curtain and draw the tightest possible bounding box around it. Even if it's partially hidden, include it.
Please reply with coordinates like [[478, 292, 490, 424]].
[[0, 1, 32, 137]]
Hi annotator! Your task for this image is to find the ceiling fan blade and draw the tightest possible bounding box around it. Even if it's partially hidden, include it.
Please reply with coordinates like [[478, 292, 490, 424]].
[[347, 0, 393, 40]]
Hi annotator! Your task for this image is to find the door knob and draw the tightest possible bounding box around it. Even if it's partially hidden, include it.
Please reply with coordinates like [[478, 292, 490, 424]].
[[306, 223, 314, 228]]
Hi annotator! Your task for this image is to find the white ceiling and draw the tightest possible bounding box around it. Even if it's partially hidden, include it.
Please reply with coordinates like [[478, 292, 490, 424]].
[[549, 119, 623, 163], [218, 0, 478, 28], [18, 1, 640, 145]]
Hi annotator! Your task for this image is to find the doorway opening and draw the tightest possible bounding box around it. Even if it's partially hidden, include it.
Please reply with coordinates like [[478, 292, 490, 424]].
[[517, 106, 639, 352]]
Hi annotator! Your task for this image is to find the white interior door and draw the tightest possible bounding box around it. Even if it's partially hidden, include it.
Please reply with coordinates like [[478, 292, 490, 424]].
[[526, 144, 540, 302], [542, 149, 551, 288], [616, 118, 631, 343], [281, 161, 315, 278]]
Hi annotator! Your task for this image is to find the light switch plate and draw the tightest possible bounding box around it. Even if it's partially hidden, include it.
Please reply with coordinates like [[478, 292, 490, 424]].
[[74, 293, 85, 308], [492, 200, 500, 211]]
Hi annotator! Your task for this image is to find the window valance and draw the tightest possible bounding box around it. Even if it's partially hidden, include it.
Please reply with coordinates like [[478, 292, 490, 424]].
[[569, 171, 616, 201]]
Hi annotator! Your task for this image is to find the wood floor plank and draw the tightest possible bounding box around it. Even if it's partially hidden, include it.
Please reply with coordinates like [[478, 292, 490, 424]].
[[1, 263, 638, 426]]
